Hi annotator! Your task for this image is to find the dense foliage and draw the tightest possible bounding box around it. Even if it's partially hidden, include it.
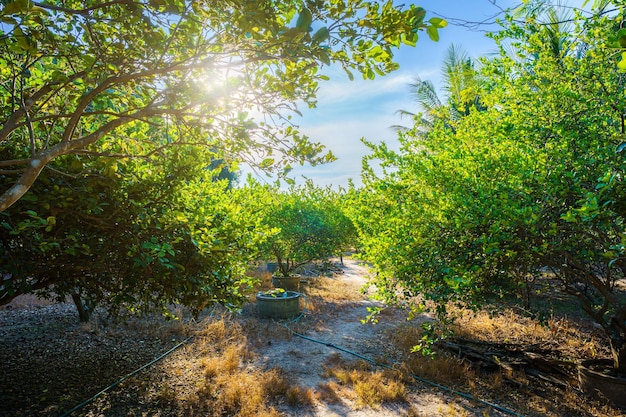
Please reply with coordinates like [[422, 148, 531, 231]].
[[0, 148, 269, 320], [259, 182, 356, 276], [350, 4, 626, 370]]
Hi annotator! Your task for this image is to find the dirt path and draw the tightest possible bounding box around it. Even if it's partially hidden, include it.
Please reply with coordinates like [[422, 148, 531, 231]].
[[254, 259, 503, 417]]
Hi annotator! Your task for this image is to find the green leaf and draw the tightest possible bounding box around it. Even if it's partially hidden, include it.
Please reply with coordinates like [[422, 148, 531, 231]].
[[561, 211, 577, 223], [428, 17, 448, 28], [426, 26, 439, 42], [618, 52, 626, 72], [2, 1, 25, 15], [13, 26, 32, 51], [50, 70, 69, 83], [1, 16, 18, 25], [318, 50, 331, 65], [296, 8, 312, 32], [312, 27, 329, 43], [260, 158, 274, 168], [82, 54, 96, 67], [413, 7, 426, 24], [402, 32, 418, 47]]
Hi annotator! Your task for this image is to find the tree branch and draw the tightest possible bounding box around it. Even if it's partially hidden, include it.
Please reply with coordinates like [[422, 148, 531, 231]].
[[32, 1, 142, 16], [0, 71, 86, 143]]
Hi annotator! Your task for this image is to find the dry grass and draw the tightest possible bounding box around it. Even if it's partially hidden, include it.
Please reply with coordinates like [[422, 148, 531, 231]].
[[112, 305, 195, 340], [320, 353, 406, 408], [246, 260, 364, 323], [9, 259, 626, 416], [386, 308, 625, 417], [150, 313, 314, 417], [316, 381, 343, 404], [300, 275, 368, 322], [390, 324, 477, 389], [305, 276, 364, 303], [116, 263, 626, 416], [1, 293, 61, 309], [244, 264, 369, 337], [284, 384, 316, 407], [246, 267, 274, 295], [450, 308, 605, 359]]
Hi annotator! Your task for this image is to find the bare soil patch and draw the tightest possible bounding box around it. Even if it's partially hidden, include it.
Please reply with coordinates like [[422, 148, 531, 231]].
[[0, 299, 190, 417]]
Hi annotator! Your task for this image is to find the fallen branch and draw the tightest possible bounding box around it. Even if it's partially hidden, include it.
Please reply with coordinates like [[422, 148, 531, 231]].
[[439, 339, 577, 388]]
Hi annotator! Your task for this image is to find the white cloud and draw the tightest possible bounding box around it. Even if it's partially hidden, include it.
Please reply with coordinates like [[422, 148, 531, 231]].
[[287, 105, 404, 188], [239, 61, 443, 189], [314, 68, 439, 107], [277, 66, 434, 188], [317, 73, 410, 104]]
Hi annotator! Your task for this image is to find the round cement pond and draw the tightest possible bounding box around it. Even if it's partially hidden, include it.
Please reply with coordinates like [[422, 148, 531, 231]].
[[271, 275, 301, 291], [256, 291, 302, 319]]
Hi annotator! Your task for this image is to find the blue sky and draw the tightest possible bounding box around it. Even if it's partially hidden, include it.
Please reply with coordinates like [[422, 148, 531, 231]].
[[279, 0, 522, 188], [243, 1, 591, 188]]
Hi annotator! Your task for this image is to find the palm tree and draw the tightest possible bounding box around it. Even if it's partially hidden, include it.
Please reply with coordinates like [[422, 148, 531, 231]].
[[393, 43, 485, 135]]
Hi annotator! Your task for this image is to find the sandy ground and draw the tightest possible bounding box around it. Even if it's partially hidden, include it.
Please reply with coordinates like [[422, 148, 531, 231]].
[[255, 259, 509, 417]]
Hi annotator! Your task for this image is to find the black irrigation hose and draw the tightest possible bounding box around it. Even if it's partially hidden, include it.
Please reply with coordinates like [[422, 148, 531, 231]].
[[58, 335, 193, 417], [284, 293, 525, 417]]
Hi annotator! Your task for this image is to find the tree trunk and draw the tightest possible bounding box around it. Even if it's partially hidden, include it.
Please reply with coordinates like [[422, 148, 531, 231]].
[[610, 340, 626, 374], [71, 293, 91, 323], [607, 320, 626, 374]]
